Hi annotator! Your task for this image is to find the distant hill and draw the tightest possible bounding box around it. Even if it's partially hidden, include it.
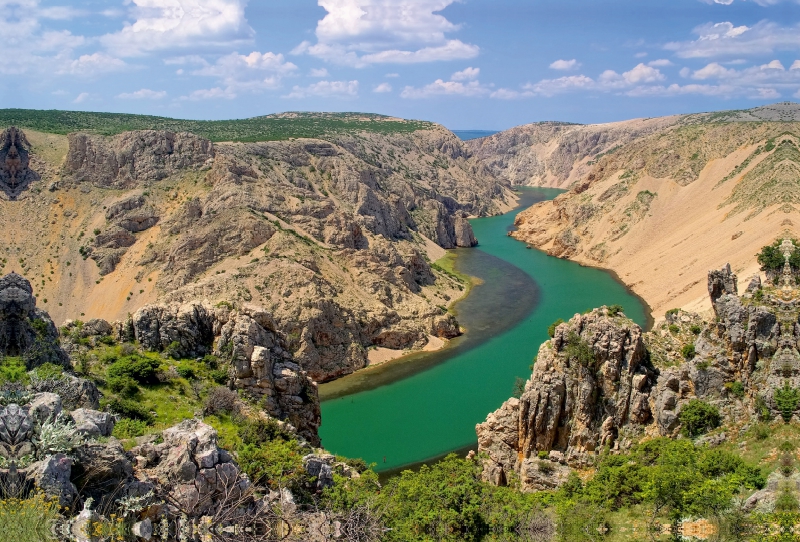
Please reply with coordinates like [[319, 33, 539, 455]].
[[470, 102, 800, 317], [0, 109, 434, 142]]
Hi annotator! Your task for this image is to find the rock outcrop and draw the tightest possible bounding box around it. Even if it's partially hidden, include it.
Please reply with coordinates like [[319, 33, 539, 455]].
[[477, 259, 797, 491], [0, 273, 69, 368], [0, 127, 39, 199]]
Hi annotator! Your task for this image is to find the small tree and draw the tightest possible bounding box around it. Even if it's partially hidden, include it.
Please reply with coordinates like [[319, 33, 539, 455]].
[[678, 399, 721, 437]]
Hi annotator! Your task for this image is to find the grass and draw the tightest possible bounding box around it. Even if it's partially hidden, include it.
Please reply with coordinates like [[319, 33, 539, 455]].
[[0, 109, 435, 142]]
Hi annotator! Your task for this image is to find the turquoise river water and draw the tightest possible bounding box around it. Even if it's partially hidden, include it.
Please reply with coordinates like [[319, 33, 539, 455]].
[[318, 187, 650, 472]]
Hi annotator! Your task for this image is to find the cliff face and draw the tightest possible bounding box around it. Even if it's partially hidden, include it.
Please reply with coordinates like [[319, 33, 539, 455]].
[[0, 121, 513, 382], [500, 104, 800, 316], [477, 261, 796, 492]]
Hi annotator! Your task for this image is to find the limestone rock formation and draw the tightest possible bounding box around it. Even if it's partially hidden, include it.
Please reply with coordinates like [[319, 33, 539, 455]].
[[0, 273, 69, 368], [0, 127, 39, 199], [477, 259, 799, 491]]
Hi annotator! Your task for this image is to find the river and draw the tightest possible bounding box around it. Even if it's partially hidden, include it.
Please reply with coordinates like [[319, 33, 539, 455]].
[[318, 187, 650, 472]]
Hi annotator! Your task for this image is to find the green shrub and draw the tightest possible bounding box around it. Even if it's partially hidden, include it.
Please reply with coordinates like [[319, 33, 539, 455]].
[[0, 358, 29, 384], [107, 375, 140, 398], [564, 332, 594, 367], [755, 396, 772, 422], [775, 383, 800, 423], [202, 355, 219, 370], [209, 369, 229, 384], [690, 324, 702, 335], [107, 356, 161, 384], [678, 399, 721, 437], [164, 341, 183, 360], [668, 324, 680, 334], [238, 418, 292, 446], [681, 343, 696, 360], [108, 398, 154, 424], [113, 418, 149, 439], [665, 308, 680, 319], [175, 363, 197, 380], [238, 439, 305, 492], [547, 318, 564, 338], [511, 377, 526, 399], [31, 362, 65, 380], [753, 423, 770, 441], [725, 381, 745, 398], [607, 304, 624, 317]]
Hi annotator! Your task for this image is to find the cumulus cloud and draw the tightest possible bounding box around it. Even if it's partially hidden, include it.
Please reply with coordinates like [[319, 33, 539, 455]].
[[309, 67, 330, 77], [179, 51, 298, 97], [648, 59, 674, 67], [791, 60, 800, 70], [181, 87, 236, 100], [73, 92, 90, 103], [283, 80, 359, 98], [665, 21, 800, 58], [549, 59, 580, 71], [101, 0, 254, 56], [59, 53, 127, 75], [373, 82, 392, 92], [295, 0, 479, 66], [451, 67, 480, 81], [117, 88, 167, 99]]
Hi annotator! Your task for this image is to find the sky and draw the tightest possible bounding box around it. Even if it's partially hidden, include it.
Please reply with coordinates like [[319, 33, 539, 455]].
[[2, 0, 800, 129]]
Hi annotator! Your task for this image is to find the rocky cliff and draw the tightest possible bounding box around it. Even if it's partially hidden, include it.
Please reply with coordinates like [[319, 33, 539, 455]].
[[494, 102, 800, 316], [477, 254, 798, 492], [0, 117, 514, 382]]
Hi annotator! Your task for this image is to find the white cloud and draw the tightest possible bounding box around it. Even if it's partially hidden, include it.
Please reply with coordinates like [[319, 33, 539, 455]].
[[692, 62, 738, 79], [73, 92, 90, 103], [101, 0, 255, 56], [791, 60, 800, 70], [181, 87, 235, 100], [182, 51, 297, 97], [635, 52, 648, 58], [549, 59, 580, 71], [373, 82, 392, 93], [385, 72, 399, 77], [451, 67, 479, 81], [118, 88, 167, 99], [666, 21, 800, 58], [59, 53, 127, 75], [401, 79, 489, 98], [761, 59, 785, 70], [284, 80, 359, 99], [622, 63, 665, 83], [522, 74, 596, 97], [648, 59, 674, 67], [296, 0, 479, 66], [309, 67, 330, 77], [795, 88, 800, 98], [753, 87, 781, 99]]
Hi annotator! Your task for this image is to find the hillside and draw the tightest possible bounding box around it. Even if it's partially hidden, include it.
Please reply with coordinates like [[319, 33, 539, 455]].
[[471, 102, 800, 317], [0, 112, 514, 382]]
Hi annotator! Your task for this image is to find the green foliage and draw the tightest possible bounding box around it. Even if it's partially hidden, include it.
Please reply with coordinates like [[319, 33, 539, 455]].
[[107, 356, 161, 385], [757, 240, 787, 274], [29, 318, 48, 337], [725, 381, 745, 398], [112, 418, 149, 439], [238, 418, 293, 446], [678, 399, 721, 437], [563, 332, 594, 367], [774, 382, 800, 423], [0, 357, 29, 384], [690, 324, 702, 335], [511, 377, 526, 399], [0, 109, 434, 142], [755, 396, 772, 422], [209, 369, 229, 384], [606, 304, 624, 317], [164, 341, 183, 360], [107, 398, 154, 424], [665, 308, 680, 318], [107, 375, 140, 398], [547, 318, 564, 338], [238, 439, 306, 493], [668, 324, 680, 334], [681, 343, 696, 360], [30, 362, 64, 381], [175, 363, 197, 380]]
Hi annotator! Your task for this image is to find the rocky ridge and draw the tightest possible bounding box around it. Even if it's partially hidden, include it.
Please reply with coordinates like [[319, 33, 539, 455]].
[[477, 253, 800, 494], [0, 120, 514, 382]]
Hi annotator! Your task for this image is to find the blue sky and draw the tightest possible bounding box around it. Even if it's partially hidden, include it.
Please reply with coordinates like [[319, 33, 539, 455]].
[[2, 0, 800, 129]]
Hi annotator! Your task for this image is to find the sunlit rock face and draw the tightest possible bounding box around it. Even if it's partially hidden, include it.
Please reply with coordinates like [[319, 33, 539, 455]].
[[0, 127, 39, 199]]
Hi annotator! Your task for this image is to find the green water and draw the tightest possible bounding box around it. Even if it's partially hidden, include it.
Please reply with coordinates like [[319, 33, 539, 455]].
[[318, 187, 650, 472]]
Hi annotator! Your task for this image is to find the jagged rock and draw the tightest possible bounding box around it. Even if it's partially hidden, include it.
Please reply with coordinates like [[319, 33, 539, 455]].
[[28, 392, 62, 424], [64, 130, 214, 188], [0, 273, 69, 368], [0, 127, 39, 199], [30, 454, 77, 507], [303, 454, 336, 491], [71, 408, 115, 438], [71, 440, 134, 507]]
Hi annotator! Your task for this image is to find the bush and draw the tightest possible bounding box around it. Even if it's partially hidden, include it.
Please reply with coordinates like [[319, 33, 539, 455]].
[[681, 343, 696, 360], [238, 439, 305, 492], [679, 399, 721, 437], [204, 386, 240, 416], [774, 383, 800, 423], [512, 377, 526, 399], [108, 398, 154, 424], [164, 341, 183, 360], [0, 358, 29, 384], [753, 423, 770, 441], [31, 362, 65, 381], [755, 396, 772, 422], [107, 356, 161, 385], [209, 369, 229, 384], [668, 324, 680, 334], [725, 381, 745, 399], [202, 355, 219, 370], [690, 324, 702, 335], [547, 319, 564, 338], [564, 332, 594, 367], [175, 363, 197, 380], [113, 418, 149, 439], [238, 418, 292, 446], [107, 375, 140, 398], [607, 304, 624, 317]]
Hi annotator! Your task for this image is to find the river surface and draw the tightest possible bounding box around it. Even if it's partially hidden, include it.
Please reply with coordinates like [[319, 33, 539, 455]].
[[318, 187, 650, 472]]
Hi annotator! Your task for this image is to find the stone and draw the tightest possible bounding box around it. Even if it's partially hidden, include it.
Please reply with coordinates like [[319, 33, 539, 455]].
[[31, 454, 76, 507], [0, 127, 39, 199], [71, 408, 115, 437], [131, 519, 153, 540]]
